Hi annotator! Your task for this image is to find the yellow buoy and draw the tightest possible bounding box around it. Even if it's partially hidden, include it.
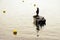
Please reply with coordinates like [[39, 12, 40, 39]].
[[13, 29, 17, 35]]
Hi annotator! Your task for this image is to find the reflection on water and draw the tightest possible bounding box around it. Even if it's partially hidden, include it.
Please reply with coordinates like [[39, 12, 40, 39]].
[[0, 11, 60, 40]]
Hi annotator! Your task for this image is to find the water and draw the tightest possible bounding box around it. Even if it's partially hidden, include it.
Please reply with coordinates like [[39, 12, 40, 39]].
[[0, 0, 60, 40]]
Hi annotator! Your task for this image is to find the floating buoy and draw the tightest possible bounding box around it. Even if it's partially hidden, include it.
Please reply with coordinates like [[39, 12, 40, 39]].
[[3, 11, 6, 13], [37, 34, 39, 37], [22, 0, 24, 2], [34, 4, 36, 7], [13, 29, 17, 35]]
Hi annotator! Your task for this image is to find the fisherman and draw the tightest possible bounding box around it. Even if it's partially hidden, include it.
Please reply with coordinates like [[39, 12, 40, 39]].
[[33, 7, 40, 31], [33, 7, 46, 31]]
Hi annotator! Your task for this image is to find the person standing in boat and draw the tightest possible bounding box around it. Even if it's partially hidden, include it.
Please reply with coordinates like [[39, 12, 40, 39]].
[[33, 7, 40, 31], [33, 7, 46, 31]]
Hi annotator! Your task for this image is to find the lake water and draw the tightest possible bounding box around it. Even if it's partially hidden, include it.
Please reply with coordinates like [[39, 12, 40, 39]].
[[0, 0, 60, 40]]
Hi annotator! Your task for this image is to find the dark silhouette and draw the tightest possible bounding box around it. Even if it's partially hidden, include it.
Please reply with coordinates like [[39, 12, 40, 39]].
[[36, 7, 39, 16], [33, 7, 46, 32]]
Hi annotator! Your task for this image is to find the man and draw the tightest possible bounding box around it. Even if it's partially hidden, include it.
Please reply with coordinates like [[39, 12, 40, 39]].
[[33, 7, 46, 31], [33, 7, 40, 31]]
